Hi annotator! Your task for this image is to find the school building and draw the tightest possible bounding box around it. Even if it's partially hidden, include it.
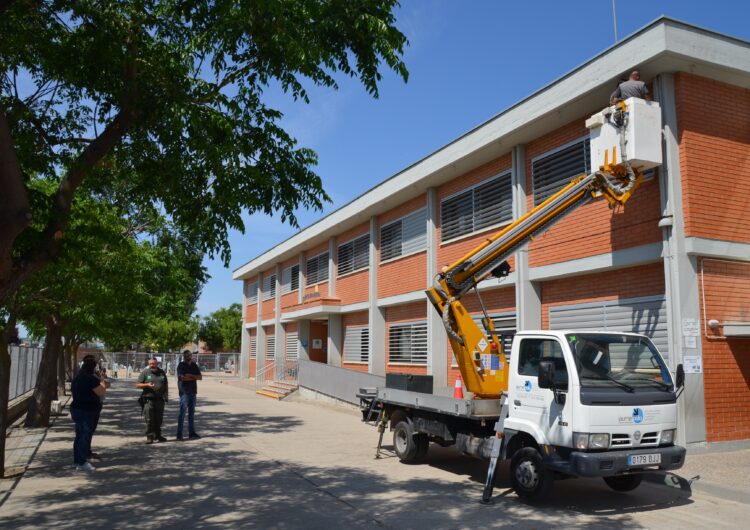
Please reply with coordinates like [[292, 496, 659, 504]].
[[233, 18, 750, 446]]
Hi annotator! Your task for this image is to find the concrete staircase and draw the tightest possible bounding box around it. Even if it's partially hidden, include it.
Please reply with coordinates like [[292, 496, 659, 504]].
[[256, 380, 299, 400]]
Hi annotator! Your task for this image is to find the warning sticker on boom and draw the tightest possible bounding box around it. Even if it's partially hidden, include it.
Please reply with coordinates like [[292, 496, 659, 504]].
[[477, 338, 488, 352]]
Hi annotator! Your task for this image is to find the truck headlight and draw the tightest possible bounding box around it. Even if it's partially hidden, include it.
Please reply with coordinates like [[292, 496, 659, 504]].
[[589, 433, 610, 449], [573, 432, 589, 450], [573, 432, 610, 450], [661, 429, 675, 444]]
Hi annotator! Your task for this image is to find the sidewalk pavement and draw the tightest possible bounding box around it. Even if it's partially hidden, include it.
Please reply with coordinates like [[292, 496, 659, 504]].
[[0, 378, 748, 529]]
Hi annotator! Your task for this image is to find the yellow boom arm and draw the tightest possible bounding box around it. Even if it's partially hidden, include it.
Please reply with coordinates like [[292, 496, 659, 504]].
[[426, 136, 644, 398]]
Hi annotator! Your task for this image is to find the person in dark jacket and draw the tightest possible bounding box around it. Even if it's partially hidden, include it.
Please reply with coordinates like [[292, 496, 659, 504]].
[[176, 350, 202, 441], [70, 356, 107, 471]]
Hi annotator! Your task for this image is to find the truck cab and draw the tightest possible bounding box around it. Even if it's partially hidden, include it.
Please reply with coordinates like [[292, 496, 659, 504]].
[[503, 330, 686, 497]]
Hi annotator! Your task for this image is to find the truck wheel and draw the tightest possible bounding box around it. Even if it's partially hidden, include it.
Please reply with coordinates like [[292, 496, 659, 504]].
[[510, 447, 553, 500], [393, 421, 419, 463], [603, 474, 643, 492], [415, 433, 430, 460]]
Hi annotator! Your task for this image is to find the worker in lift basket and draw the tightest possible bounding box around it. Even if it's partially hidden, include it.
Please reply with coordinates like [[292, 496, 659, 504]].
[[610, 70, 652, 103]]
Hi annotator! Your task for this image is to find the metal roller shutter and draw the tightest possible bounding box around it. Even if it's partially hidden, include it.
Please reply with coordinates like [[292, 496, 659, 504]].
[[249, 337, 257, 359], [388, 322, 428, 364], [548, 295, 669, 359], [532, 138, 591, 205], [266, 336, 275, 360]]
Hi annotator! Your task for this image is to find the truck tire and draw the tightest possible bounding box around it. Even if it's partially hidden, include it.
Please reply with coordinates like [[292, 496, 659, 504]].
[[393, 421, 419, 463], [415, 433, 430, 460], [603, 474, 643, 492], [510, 447, 553, 500]]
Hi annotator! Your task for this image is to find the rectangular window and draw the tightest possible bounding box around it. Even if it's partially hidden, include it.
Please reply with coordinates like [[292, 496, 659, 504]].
[[286, 332, 298, 361], [388, 321, 428, 365], [266, 335, 275, 360], [249, 337, 257, 360], [532, 138, 591, 206], [245, 282, 258, 304], [441, 172, 512, 242], [262, 274, 276, 300], [381, 208, 427, 261], [306, 252, 329, 286], [338, 234, 370, 276], [343, 326, 369, 363], [282, 264, 300, 294], [517, 338, 567, 388]]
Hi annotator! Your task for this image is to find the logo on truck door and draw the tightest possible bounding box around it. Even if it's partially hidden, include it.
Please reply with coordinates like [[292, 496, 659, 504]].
[[523, 380, 532, 392]]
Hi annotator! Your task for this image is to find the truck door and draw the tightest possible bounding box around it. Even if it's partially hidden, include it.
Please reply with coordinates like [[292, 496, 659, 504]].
[[511, 337, 572, 447]]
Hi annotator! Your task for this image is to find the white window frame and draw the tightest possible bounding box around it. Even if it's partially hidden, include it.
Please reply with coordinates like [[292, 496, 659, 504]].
[[380, 208, 428, 264], [262, 274, 276, 300], [388, 321, 428, 365], [337, 233, 370, 277], [440, 171, 513, 244], [282, 264, 300, 294], [245, 282, 258, 304], [306, 251, 329, 286], [286, 332, 299, 361], [343, 326, 370, 364], [531, 136, 590, 206]]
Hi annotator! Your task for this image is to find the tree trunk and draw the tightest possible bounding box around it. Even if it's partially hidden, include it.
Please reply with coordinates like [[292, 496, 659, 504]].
[[24, 315, 63, 428], [0, 336, 11, 477], [57, 337, 67, 398]]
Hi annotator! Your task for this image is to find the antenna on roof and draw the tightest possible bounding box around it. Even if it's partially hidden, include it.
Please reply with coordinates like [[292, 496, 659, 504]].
[[612, 0, 619, 42]]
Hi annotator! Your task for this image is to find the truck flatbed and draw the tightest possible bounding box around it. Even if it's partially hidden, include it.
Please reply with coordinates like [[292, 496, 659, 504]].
[[376, 387, 504, 419]]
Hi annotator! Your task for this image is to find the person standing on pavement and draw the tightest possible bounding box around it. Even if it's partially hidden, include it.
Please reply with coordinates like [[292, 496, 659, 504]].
[[136, 357, 169, 444], [70, 356, 107, 471], [176, 350, 202, 441], [81, 354, 110, 462]]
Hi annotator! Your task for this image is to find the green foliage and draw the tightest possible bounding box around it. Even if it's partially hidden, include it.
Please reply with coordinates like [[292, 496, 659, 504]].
[[1, 0, 408, 266], [17, 183, 206, 351], [198, 303, 242, 353]]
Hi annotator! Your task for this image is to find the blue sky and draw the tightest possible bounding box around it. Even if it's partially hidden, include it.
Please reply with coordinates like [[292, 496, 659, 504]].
[[196, 0, 750, 318]]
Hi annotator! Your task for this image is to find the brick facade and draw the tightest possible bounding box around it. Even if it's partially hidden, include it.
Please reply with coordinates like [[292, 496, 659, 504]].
[[676, 73, 750, 243], [700, 258, 750, 442]]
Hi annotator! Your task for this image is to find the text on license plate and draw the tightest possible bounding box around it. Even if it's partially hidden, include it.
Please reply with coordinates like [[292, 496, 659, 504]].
[[628, 453, 661, 466]]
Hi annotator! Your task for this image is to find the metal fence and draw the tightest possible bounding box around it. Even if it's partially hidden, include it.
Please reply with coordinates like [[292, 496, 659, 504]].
[[100, 352, 240, 379], [9, 346, 43, 401]]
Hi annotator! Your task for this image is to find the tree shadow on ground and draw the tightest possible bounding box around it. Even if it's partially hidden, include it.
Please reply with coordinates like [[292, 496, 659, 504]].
[[0, 381, 694, 530]]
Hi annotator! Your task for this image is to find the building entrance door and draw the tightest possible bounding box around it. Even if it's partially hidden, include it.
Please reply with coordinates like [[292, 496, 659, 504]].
[[309, 320, 328, 363]]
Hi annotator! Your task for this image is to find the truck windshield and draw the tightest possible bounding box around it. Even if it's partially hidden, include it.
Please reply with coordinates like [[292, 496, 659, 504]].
[[566, 333, 673, 390]]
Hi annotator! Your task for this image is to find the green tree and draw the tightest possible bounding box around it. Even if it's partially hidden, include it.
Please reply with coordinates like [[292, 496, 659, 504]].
[[197, 303, 242, 354], [197, 316, 223, 354], [0, 1, 407, 472], [16, 188, 207, 427]]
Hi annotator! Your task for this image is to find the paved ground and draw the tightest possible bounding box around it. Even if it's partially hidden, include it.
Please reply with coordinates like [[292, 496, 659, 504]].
[[0, 377, 748, 529]]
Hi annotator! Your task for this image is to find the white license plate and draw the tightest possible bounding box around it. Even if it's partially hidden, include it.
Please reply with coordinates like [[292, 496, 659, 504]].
[[628, 453, 661, 466]]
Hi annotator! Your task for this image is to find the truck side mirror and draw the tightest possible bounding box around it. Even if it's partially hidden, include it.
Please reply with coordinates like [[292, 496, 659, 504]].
[[675, 363, 685, 390], [537, 361, 555, 390]]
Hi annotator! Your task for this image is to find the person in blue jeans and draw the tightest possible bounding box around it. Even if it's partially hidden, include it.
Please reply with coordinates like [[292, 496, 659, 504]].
[[70, 356, 107, 471], [176, 350, 202, 440]]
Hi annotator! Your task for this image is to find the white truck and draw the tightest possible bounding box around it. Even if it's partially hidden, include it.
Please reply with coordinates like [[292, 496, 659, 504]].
[[359, 98, 686, 501]]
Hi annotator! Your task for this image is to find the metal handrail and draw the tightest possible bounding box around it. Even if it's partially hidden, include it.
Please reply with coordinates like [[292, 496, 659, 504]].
[[255, 360, 276, 388]]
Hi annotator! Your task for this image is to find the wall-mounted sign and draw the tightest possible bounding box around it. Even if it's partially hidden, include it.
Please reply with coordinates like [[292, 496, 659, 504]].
[[312, 338, 323, 349]]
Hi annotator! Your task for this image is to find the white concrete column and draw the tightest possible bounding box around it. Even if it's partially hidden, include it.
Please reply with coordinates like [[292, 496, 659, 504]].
[[327, 313, 343, 367], [297, 319, 311, 361], [426, 188, 448, 388], [298, 252, 305, 304], [274, 263, 284, 375], [368, 215, 386, 375], [256, 272, 266, 368], [512, 144, 542, 330], [654, 74, 706, 445], [328, 236, 337, 297], [240, 281, 250, 379]]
